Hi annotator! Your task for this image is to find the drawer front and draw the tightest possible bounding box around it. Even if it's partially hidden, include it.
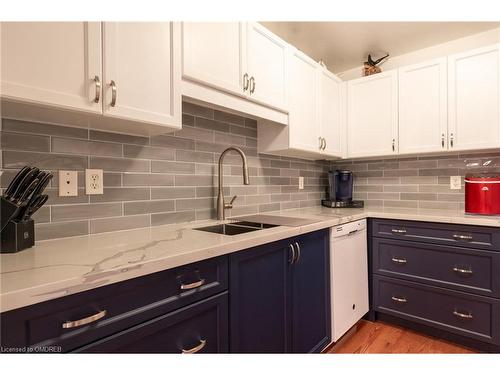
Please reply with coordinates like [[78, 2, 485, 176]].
[[373, 238, 500, 297], [371, 219, 500, 251], [373, 275, 500, 344], [75, 292, 228, 353], [1, 255, 228, 351]]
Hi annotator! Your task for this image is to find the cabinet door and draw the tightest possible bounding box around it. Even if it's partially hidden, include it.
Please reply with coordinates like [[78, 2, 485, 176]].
[[102, 22, 181, 128], [399, 58, 448, 154], [288, 49, 321, 153], [347, 70, 398, 158], [246, 22, 288, 111], [76, 293, 228, 353], [291, 230, 331, 353], [1, 22, 102, 113], [229, 239, 292, 353], [448, 44, 500, 151], [182, 22, 246, 96], [319, 68, 343, 157]]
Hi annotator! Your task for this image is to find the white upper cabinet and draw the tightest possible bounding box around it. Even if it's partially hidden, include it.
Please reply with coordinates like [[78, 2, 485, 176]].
[[448, 44, 500, 151], [398, 58, 448, 154], [1, 22, 102, 113], [245, 22, 288, 111], [288, 48, 320, 153], [181, 22, 245, 96], [319, 68, 343, 157], [347, 70, 398, 158], [102, 22, 181, 128]]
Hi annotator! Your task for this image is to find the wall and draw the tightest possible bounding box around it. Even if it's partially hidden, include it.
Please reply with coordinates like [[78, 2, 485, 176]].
[[334, 151, 500, 210], [339, 27, 500, 80], [0, 102, 329, 241]]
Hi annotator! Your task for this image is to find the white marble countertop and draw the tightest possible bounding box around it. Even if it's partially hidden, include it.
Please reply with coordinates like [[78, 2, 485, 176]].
[[2, 206, 500, 313]]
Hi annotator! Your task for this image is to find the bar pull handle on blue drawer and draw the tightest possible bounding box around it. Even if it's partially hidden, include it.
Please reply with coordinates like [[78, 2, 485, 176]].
[[391, 228, 407, 234], [182, 339, 206, 354], [391, 296, 407, 304], [452, 267, 473, 276], [453, 309, 473, 320], [180, 279, 206, 290], [391, 257, 407, 264], [453, 234, 473, 241], [62, 310, 107, 329]]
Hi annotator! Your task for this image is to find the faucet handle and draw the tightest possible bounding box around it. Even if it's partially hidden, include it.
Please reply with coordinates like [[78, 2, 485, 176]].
[[225, 195, 238, 209]]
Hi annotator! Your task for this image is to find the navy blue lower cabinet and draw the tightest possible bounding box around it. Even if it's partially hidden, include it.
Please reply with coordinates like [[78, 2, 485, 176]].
[[229, 229, 330, 353], [229, 238, 292, 353], [291, 230, 331, 353], [74, 292, 228, 353]]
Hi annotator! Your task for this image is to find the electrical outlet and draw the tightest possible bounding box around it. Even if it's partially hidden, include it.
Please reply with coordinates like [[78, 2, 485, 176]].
[[85, 169, 104, 195], [59, 171, 78, 197], [298, 176, 304, 190], [450, 176, 462, 190]]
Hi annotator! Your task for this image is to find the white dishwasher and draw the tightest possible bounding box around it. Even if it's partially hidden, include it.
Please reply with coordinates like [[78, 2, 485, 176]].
[[330, 219, 369, 342]]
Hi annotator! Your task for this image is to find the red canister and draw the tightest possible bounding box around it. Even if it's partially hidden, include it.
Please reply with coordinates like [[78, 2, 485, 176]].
[[464, 174, 500, 215]]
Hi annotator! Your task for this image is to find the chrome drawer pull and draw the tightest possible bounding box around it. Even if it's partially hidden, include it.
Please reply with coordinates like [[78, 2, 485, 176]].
[[453, 234, 473, 241], [391, 296, 407, 303], [93, 75, 101, 103], [288, 243, 296, 264], [294, 242, 301, 264], [110, 80, 117, 107], [391, 228, 407, 234], [62, 310, 107, 329], [453, 267, 473, 275], [453, 310, 473, 320], [180, 279, 206, 290], [182, 339, 206, 354], [391, 257, 407, 264]]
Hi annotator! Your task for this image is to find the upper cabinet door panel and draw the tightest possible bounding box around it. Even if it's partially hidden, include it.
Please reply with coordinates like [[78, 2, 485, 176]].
[[398, 58, 447, 154], [102, 22, 181, 128], [288, 49, 320, 153], [448, 44, 500, 151], [319, 68, 342, 157], [246, 23, 288, 111], [347, 71, 398, 158], [1, 22, 102, 113], [182, 22, 245, 96]]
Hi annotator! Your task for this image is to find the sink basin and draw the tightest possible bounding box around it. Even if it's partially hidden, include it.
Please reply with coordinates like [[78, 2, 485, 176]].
[[194, 221, 279, 236]]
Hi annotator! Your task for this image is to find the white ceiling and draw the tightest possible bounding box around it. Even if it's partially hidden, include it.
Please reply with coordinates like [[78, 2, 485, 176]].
[[260, 22, 500, 73]]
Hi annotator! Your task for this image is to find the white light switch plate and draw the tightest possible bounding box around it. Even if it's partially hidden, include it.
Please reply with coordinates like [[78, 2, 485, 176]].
[[450, 176, 462, 190], [298, 176, 304, 190], [85, 169, 104, 195], [59, 170, 78, 197]]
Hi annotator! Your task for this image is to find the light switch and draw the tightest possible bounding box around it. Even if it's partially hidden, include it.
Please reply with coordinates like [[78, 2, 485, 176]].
[[450, 176, 462, 190], [59, 170, 78, 197]]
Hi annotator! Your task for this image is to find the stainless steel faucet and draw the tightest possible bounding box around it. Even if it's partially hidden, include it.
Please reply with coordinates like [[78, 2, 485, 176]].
[[217, 147, 250, 220]]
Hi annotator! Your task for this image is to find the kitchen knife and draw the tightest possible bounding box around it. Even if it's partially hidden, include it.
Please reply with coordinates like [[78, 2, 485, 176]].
[[14, 177, 40, 207], [9, 167, 40, 202], [3, 166, 32, 199], [16, 172, 52, 220], [21, 194, 48, 221]]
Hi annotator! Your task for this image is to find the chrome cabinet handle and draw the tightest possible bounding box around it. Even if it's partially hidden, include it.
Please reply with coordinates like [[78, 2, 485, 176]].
[[180, 279, 206, 290], [441, 133, 445, 148], [318, 137, 323, 150], [249, 76, 255, 94], [93, 75, 101, 103], [323, 138, 327, 150], [391, 257, 407, 264], [182, 339, 206, 354], [391, 228, 407, 234], [391, 296, 407, 303], [453, 310, 473, 320], [243, 73, 249, 91], [392, 139, 395, 152], [453, 234, 473, 241], [453, 267, 473, 275], [288, 243, 296, 264], [110, 80, 117, 107], [294, 242, 301, 264], [62, 310, 107, 329], [450, 132, 454, 148]]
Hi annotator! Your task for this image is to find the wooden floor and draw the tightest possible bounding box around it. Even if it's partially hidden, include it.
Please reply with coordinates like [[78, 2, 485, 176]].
[[326, 320, 476, 354]]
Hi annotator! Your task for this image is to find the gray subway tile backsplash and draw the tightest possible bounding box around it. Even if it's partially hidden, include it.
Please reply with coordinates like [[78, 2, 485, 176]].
[[1, 104, 328, 240]]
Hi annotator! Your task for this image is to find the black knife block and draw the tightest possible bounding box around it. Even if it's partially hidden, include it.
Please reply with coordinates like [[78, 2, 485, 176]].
[[1, 197, 35, 253]]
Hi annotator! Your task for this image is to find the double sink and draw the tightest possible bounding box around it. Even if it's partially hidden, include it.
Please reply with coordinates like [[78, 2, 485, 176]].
[[195, 221, 279, 236]]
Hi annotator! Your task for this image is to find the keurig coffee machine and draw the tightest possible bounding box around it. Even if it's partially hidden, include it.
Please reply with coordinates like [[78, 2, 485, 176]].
[[321, 170, 364, 208]]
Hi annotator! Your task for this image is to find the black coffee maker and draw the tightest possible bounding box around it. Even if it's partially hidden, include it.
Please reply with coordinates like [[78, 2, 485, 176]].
[[322, 170, 364, 208]]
